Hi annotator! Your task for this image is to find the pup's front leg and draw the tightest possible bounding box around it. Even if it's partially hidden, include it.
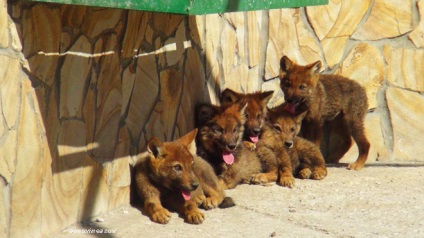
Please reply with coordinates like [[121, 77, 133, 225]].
[[277, 151, 295, 188], [144, 197, 172, 224], [184, 200, 205, 224]]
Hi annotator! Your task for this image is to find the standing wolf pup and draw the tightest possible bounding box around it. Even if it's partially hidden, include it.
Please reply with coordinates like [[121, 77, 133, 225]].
[[134, 129, 233, 225], [196, 103, 262, 189], [279, 56, 370, 170]]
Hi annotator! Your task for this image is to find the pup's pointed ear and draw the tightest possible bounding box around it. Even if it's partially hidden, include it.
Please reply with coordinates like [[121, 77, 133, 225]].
[[308, 60, 321, 74], [221, 88, 240, 105], [196, 104, 218, 125], [239, 102, 248, 116], [147, 137, 164, 158], [260, 91, 274, 105], [280, 56, 294, 73], [296, 111, 308, 123], [178, 129, 198, 155]]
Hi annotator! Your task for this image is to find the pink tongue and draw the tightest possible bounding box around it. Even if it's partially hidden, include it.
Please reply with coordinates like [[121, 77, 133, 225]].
[[250, 136, 259, 143], [284, 103, 297, 115], [181, 190, 191, 201], [222, 153, 235, 165]]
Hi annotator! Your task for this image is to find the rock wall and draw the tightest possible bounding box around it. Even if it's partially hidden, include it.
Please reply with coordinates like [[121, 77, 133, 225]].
[[0, 0, 423, 237]]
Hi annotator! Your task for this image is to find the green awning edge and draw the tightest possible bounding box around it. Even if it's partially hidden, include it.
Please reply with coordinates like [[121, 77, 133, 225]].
[[190, 0, 328, 15], [27, 0, 328, 15]]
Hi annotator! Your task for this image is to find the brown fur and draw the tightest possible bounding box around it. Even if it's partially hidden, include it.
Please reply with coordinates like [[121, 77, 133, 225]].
[[134, 129, 232, 225], [196, 103, 262, 189], [220, 89, 274, 150], [279, 56, 370, 170], [253, 106, 327, 188]]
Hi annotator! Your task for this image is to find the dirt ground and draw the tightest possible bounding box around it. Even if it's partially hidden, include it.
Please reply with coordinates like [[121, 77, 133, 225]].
[[55, 160, 424, 238]]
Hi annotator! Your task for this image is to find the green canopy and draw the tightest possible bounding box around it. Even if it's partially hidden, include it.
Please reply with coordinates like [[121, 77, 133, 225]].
[[28, 0, 328, 15]]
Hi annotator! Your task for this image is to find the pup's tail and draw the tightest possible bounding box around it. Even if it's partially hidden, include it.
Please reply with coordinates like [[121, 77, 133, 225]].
[[218, 197, 236, 208]]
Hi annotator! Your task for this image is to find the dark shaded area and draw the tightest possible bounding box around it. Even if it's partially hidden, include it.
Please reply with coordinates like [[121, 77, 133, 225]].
[[8, 1, 215, 237]]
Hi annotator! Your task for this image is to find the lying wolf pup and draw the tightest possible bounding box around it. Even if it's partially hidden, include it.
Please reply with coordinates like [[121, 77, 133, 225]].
[[134, 129, 234, 224]]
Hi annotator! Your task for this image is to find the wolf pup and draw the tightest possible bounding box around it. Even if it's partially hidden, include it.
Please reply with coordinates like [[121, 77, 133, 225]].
[[253, 107, 327, 187], [134, 129, 233, 225], [279, 56, 370, 170], [257, 106, 327, 188], [196, 103, 262, 190], [220, 89, 274, 150]]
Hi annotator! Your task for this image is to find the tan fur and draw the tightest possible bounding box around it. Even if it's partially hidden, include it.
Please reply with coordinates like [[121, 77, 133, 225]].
[[220, 89, 274, 149], [253, 107, 327, 188], [279, 56, 370, 170], [134, 129, 230, 224], [196, 103, 262, 189]]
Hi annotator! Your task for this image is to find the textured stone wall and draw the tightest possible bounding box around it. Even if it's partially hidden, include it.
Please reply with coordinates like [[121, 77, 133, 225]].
[[0, 0, 423, 237]]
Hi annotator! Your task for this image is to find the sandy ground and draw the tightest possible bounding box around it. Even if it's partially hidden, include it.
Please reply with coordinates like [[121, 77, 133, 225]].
[[54, 160, 424, 238]]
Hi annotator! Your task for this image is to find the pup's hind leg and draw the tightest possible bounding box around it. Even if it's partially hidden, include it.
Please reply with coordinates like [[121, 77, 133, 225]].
[[326, 114, 353, 164], [250, 169, 278, 185], [218, 168, 241, 190], [296, 139, 327, 180], [346, 119, 370, 170]]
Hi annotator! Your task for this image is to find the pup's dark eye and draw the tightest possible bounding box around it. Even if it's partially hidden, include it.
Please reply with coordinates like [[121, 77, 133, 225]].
[[290, 127, 296, 132], [233, 127, 238, 134], [284, 81, 291, 88], [173, 164, 183, 172], [299, 85, 306, 90], [257, 113, 262, 119], [273, 124, 281, 133]]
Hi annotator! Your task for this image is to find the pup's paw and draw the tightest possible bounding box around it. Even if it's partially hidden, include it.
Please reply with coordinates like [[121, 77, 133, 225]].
[[202, 197, 219, 210], [250, 173, 269, 185], [151, 208, 172, 224], [186, 210, 205, 224], [192, 194, 206, 206], [298, 168, 312, 179], [277, 176, 295, 188], [347, 161, 364, 171], [311, 168, 327, 180], [243, 141, 256, 151]]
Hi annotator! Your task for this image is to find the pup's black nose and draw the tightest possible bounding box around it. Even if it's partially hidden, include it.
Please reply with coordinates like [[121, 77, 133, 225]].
[[286, 98, 294, 104], [284, 141, 293, 149], [252, 129, 261, 136], [227, 144, 237, 151]]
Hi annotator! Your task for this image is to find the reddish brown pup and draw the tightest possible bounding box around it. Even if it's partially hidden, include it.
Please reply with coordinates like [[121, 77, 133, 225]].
[[253, 106, 327, 188], [134, 129, 233, 225], [196, 103, 262, 189], [279, 56, 370, 170], [220, 89, 274, 150]]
